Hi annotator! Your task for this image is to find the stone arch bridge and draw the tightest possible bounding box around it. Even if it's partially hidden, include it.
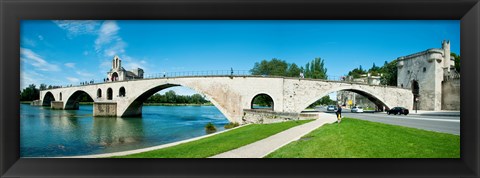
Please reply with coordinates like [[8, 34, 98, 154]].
[[39, 76, 413, 123]]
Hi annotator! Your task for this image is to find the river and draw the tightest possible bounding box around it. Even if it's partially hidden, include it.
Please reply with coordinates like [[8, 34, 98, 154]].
[[20, 104, 229, 157]]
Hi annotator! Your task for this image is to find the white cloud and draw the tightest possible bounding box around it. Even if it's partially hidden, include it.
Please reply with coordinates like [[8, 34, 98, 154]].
[[100, 60, 111, 67], [20, 48, 60, 72], [119, 55, 149, 71], [83, 51, 89, 56], [104, 40, 126, 57], [38, 35, 44, 41], [21, 38, 36, 47], [20, 71, 44, 89], [95, 20, 126, 57], [66, 77, 80, 83], [64, 63, 76, 68], [53, 20, 100, 38], [92, 21, 148, 73], [76, 70, 94, 77]]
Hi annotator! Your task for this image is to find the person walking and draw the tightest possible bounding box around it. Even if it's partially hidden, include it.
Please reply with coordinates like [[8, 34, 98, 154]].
[[336, 104, 342, 123]]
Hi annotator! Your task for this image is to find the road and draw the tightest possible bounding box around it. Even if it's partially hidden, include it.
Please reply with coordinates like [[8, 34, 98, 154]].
[[308, 108, 460, 135]]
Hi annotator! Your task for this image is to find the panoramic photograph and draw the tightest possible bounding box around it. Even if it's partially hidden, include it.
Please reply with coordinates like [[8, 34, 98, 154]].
[[20, 20, 460, 158]]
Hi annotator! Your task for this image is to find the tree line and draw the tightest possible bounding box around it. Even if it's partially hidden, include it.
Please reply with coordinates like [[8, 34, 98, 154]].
[[145, 90, 209, 104], [250, 57, 328, 79]]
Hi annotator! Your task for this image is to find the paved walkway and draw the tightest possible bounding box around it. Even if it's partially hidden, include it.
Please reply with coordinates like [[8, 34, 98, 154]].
[[210, 113, 338, 158]]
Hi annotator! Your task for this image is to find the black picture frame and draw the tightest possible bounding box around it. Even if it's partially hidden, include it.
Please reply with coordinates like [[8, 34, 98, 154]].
[[1, 0, 479, 177]]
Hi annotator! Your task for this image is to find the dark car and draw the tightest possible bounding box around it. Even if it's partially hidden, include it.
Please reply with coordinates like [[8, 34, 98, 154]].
[[387, 107, 409, 115]]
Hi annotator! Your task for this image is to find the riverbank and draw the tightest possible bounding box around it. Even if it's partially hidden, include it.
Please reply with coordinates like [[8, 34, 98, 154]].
[[113, 120, 313, 158]]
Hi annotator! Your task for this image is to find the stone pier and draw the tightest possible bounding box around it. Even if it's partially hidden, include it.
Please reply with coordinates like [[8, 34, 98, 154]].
[[93, 102, 117, 117], [51, 101, 64, 110]]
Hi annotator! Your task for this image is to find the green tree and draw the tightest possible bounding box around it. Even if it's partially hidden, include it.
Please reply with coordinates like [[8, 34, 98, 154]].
[[78, 93, 93, 102], [380, 60, 398, 86], [287, 63, 301, 77], [250, 58, 289, 76], [145, 91, 209, 104], [164, 90, 177, 103], [347, 65, 367, 79], [451, 52, 460, 72], [304, 58, 327, 79], [39, 84, 47, 90], [20, 84, 39, 101], [252, 94, 273, 107], [368, 63, 381, 76], [250, 58, 305, 78]]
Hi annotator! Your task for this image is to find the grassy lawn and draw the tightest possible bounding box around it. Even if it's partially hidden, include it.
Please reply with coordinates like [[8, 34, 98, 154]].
[[266, 118, 460, 158], [114, 119, 312, 158]]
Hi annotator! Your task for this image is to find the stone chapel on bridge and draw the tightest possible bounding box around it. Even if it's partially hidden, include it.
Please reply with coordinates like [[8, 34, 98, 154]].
[[107, 55, 144, 82]]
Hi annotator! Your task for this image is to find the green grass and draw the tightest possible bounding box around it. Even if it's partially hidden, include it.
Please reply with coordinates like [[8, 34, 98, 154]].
[[266, 118, 460, 158], [114, 120, 312, 158]]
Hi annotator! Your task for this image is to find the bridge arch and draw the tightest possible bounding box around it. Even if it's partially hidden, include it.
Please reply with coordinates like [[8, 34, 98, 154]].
[[64, 90, 94, 110], [120, 83, 233, 122], [250, 93, 274, 110], [299, 86, 394, 112], [42, 91, 55, 106]]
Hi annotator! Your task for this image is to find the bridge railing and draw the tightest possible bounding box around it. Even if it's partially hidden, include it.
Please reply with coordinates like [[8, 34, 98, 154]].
[[143, 70, 251, 79], [39, 70, 398, 91]]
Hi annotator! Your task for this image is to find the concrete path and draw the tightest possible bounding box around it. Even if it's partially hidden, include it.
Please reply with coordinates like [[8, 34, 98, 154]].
[[210, 113, 338, 158]]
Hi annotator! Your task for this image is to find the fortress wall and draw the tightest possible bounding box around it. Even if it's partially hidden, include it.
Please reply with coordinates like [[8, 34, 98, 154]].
[[442, 79, 460, 110]]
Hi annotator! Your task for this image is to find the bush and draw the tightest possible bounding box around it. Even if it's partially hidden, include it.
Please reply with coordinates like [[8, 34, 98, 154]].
[[224, 122, 240, 129], [205, 122, 217, 134]]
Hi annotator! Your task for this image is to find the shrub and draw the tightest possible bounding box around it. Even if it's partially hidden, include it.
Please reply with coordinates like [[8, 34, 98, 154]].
[[224, 122, 240, 129], [205, 122, 217, 134]]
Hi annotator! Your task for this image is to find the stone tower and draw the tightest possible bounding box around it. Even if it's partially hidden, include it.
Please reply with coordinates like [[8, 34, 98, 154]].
[[112, 55, 122, 69], [107, 55, 145, 82], [442, 40, 451, 71], [396, 41, 450, 111]]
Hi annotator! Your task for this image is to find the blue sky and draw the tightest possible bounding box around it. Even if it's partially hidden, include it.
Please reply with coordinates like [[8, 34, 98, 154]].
[[20, 20, 460, 96]]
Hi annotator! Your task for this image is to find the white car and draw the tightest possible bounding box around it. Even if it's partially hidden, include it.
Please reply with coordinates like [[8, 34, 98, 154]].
[[351, 106, 364, 113], [326, 105, 337, 111]]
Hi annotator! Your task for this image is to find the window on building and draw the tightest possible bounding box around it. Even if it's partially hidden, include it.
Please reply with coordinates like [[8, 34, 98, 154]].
[[423, 67, 426, 72]]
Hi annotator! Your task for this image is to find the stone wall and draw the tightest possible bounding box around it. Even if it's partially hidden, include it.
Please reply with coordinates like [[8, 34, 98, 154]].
[[442, 79, 460, 110], [242, 109, 318, 124], [397, 49, 444, 110], [94, 102, 117, 117], [51, 101, 64, 110], [30, 100, 42, 106]]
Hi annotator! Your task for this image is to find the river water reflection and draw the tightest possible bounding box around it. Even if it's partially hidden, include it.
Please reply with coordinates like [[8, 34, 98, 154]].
[[20, 104, 229, 157]]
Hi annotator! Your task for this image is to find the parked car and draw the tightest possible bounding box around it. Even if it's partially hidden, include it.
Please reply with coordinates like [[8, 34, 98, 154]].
[[327, 105, 337, 111], [351, 106, 364, 113], [387, 107, 409, 115]]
